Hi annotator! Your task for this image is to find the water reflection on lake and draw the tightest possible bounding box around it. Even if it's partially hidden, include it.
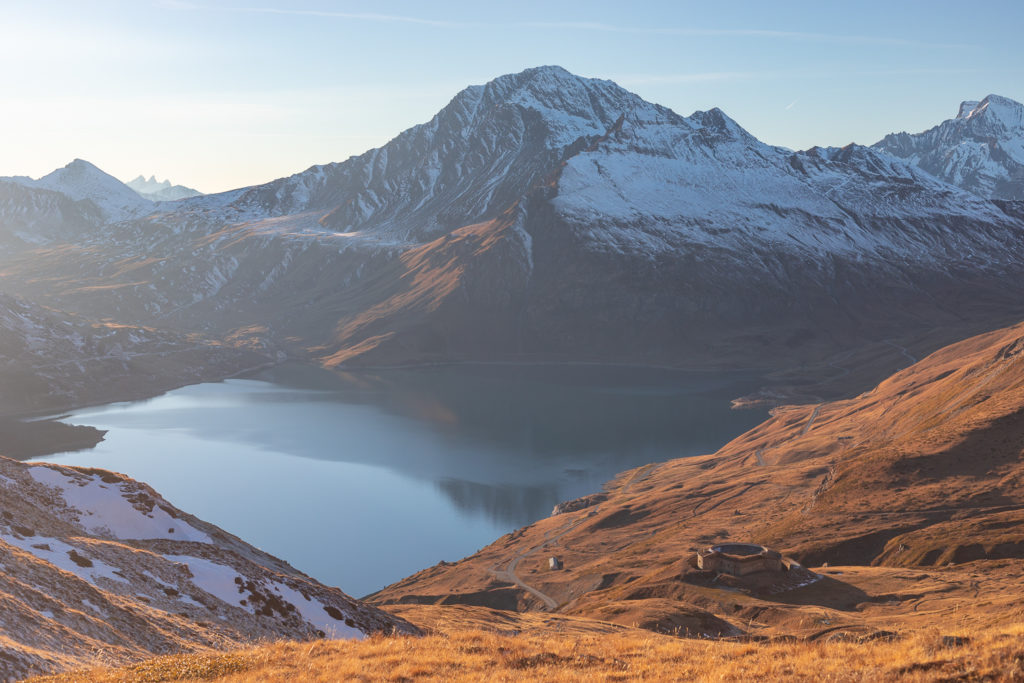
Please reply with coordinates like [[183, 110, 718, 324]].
[[33, 363, 767, 597]]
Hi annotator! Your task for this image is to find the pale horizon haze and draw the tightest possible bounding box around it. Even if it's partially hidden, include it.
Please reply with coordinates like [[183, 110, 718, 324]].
[[1, 0, 1022, 193]]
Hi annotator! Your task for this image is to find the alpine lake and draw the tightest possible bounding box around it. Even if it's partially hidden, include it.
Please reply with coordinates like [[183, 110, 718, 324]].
[[30, 363, 767, 597]]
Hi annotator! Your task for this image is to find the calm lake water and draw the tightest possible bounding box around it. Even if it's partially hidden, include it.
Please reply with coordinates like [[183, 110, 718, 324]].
[[32, 363, 766, 597]]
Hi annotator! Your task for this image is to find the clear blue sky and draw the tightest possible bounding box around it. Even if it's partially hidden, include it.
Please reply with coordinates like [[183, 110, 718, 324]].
[[2, 0, 1021, 192]]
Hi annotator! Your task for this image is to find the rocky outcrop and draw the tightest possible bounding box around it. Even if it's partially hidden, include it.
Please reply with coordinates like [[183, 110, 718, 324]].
[[551, 492, 607, 516]]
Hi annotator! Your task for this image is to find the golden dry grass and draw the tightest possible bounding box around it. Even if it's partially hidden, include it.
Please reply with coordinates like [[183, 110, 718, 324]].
[[27, 622, 1024, 683]]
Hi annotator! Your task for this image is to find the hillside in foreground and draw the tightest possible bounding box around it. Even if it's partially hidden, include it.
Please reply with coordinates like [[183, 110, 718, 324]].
[[0, 457, 416, 680]]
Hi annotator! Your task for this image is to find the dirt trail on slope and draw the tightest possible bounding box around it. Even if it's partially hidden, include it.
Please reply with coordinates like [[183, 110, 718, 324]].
[[490, 464, 662, 611]]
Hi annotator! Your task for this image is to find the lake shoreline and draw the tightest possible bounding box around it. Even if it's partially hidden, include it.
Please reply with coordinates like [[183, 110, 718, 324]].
[[11, 356, 776, 461], [0, 418, 107, 461]]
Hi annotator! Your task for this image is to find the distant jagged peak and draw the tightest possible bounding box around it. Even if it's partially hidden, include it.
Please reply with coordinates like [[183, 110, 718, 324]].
[[129, 174, 171, 189], [872, 93, 1024, 200], [126, 174, 202, 201]]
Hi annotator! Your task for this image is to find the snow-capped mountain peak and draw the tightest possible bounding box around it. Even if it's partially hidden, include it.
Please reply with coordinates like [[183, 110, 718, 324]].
[[961, 94, 1024, 130], [226, 65, 654, 237], [873, 93, 1024, 200], [4, 159, 154, 222], [470, 65, 644, 146]]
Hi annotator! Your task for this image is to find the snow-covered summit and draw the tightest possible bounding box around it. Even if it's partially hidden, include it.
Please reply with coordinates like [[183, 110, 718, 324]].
[[958, 94, 1024, 129], [873, 94, 1024, 200], [223, 65, 650, 238], [459, 65, 646, 148], [6, 159, 154, 222]]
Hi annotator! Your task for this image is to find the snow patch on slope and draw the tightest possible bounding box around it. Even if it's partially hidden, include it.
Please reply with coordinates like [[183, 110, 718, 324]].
[[166, 555, 364, 639], [29, 465, 213, 543]]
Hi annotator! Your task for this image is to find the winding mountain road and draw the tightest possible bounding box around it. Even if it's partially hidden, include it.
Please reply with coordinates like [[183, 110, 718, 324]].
[[491, 463, 661, 611]]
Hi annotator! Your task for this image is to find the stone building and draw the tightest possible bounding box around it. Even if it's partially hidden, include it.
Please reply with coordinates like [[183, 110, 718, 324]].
[[696, 543, 784, 576]]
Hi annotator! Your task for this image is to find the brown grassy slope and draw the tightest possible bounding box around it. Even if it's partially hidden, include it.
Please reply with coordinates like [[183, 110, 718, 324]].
[[368, 320, 1024, 635], [720, 320, 1024, 564], [26, 620, 1024, 682]]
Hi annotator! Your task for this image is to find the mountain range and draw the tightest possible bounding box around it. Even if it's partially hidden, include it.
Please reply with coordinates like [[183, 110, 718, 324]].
[[1, 65, 1023, 416]]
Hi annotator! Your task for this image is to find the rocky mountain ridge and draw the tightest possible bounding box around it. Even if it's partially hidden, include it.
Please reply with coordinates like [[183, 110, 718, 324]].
[[874, 93, 1024, 200], [0, 291, 267, 417]]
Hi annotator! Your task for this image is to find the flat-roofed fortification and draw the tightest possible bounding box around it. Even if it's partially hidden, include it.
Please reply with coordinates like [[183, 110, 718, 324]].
[[696, 543, 784, 576]]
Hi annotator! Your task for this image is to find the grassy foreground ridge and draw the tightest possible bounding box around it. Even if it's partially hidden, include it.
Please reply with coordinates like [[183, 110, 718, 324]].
[[27, 621, 1024, 682]]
